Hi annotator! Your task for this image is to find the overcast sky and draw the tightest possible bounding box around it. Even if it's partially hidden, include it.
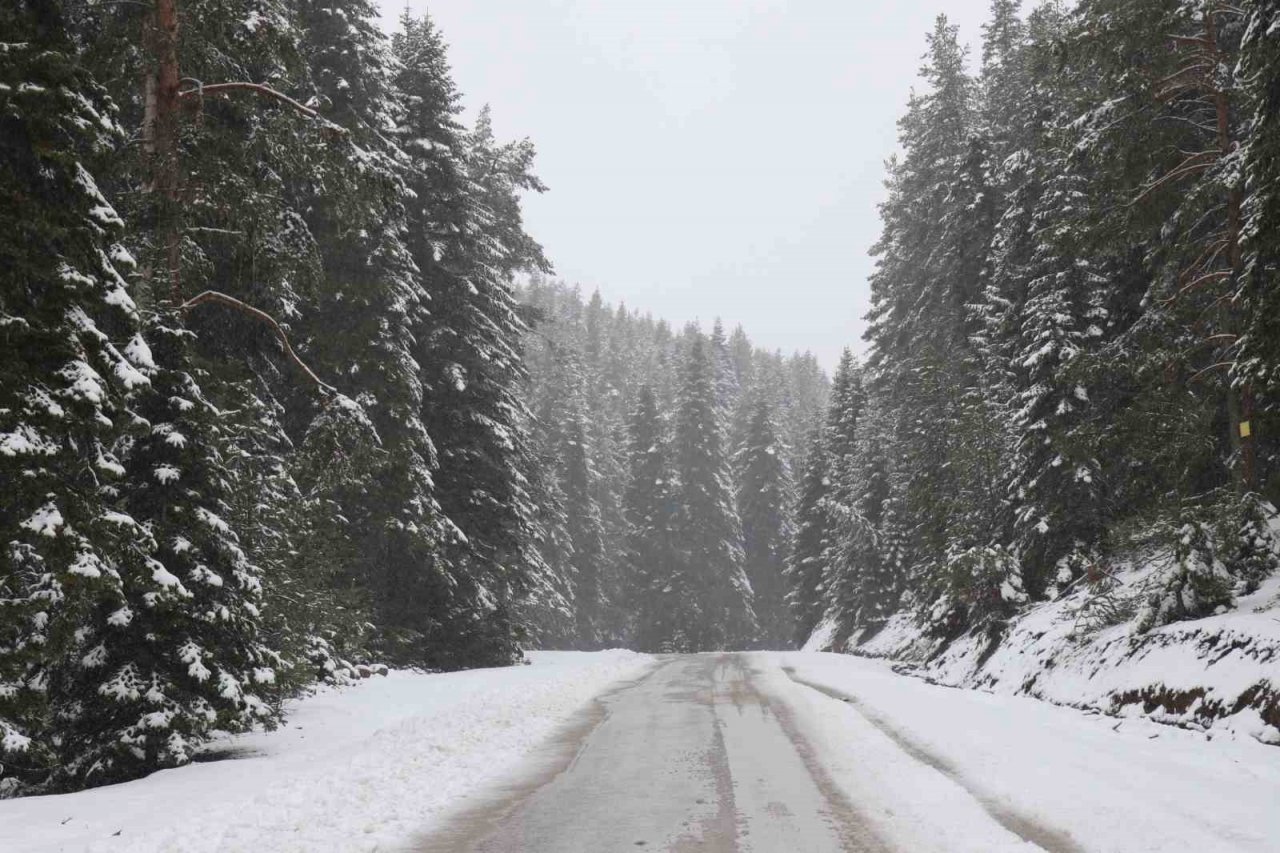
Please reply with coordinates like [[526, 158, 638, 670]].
[[375, 0, 996, 370]]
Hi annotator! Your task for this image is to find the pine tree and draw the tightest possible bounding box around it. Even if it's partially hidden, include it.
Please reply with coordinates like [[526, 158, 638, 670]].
[[621, 386, 680, 652], [578, 290, 628, 643], [1, 1, 148, 790], [1239, 0, 1280, 499], [103, 318, 281, 785], [294, 0, 459, 666], [846, 398, 896, 628], [522, 429, 578, 648], [1006, 162, 1107, 595], [816, 351, 864, 635], [736, 401, 794, 647], [561, 395, 608, 649], [1, 0, 280, 791], [392, 11, 549, 667], [784, 423, 832, 646], [443, 100, 551, 663], [709, 319, 740, 430], [671, 333, 756, 650], [864, 15, 987, 633]]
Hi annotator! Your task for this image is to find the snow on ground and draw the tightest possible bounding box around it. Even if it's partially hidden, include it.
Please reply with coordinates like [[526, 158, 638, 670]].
[[837, 563, 1280, 744], [0, 650, 653, 853], [770, 651, 1280, 853]]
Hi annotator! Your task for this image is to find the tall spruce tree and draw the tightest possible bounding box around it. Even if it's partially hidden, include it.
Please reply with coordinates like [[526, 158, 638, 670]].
[[1, 1, 147, 789], [1, 0, 281, 792], [671, 333, 756, 650], [784, 423, 832, 646], [393, 11, 550, 667], [736, 401, 794, 647], [1241, 0, 1280, 501], [816, 351, 865, 636], [621, 386, 680, 652]]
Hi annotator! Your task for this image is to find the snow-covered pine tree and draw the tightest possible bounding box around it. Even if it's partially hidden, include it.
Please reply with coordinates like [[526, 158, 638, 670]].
[[167, 0, 336, 685], [2, 0, 284, 792], [1240, 0, 1280, 498], [735, 400, 794, 648], [864, 15, 988, 633], [708, 319, 741, 435], [779, 351, 831, 480], [423, 98, 553, 665], [621, 386, 681, 652], [671, 332, 756, 650], [725, 325, 757, 456], [390, 11, 544, 667], [561, 387, 608, 650], [577, 290, 628, 642], [296, 0, 453, 666], [1006, 160, 1107, 597], [784, 422, 831, 647], [521, 426, 578, 649], [0, 1, 149, 791], [816, 351, 864, 636], [846, 395, 896, 629], [973, 5, 1067, 568], [100, 316, 281, 785]]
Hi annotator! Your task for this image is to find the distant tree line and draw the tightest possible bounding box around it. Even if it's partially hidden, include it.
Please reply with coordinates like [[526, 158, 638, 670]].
[[519, 280, 829, 652]]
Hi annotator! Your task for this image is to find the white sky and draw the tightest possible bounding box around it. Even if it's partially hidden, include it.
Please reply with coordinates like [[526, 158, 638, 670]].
[[375, 1, 996, 370]]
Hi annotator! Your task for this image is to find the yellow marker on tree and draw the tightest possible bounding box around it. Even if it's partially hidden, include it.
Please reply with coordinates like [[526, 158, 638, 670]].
[[1240, 421, 1252, 439]]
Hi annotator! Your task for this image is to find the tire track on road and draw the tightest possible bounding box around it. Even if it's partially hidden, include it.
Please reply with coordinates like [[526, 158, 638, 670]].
[[781, 667, 1083, 853]]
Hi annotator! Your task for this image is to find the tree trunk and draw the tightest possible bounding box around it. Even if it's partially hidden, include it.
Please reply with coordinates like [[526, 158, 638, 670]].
[[1206, 6, 1256, 491], [142, 0, 183, 306]]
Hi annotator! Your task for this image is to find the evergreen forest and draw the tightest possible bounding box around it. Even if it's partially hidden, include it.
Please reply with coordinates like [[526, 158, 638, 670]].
[[3, 0, 1280, 797]]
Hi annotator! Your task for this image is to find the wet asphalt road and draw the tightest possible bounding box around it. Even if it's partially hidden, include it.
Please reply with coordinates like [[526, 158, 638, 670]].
[[415, 653, 887, 853]]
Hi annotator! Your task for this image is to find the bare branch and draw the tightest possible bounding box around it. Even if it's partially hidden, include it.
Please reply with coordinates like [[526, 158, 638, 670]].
[[1162, 270, 1232, 305], [1187, 361, 1234, 384], [178, 290, 336, 395], [1130, 151, 1219, 206], [178, 82, 347, 134], [185, 226, 244, 236]]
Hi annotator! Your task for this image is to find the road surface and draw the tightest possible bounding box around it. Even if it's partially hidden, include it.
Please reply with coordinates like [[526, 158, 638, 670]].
[[416, 653, 888, 852]]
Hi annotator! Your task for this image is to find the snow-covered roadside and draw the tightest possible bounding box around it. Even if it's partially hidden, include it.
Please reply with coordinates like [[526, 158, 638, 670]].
[[812, 567, 1280, 745], [0, 650, 653, 853], [769, 651, 1280, 853]]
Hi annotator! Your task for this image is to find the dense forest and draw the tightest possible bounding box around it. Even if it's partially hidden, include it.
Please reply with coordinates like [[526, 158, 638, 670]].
[[4, 0, 1280, 799], [792, 1, 1280, 653], [0, 0, 561, 793], [0, 0, 827, 794], [518, 279, 828, 651]]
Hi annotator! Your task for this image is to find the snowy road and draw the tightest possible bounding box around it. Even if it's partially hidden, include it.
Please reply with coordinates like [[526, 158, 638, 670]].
[[417, 653, 884, 852], [3, 650, 1277, 852], [416, 652, 1280, 853]]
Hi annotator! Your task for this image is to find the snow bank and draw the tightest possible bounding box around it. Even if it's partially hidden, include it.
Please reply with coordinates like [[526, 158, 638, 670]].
[[800, 614, 839, 653], [0, 650, 653, 853], [834, 565, 1280, 744], [772, 651, 1280, 853]]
